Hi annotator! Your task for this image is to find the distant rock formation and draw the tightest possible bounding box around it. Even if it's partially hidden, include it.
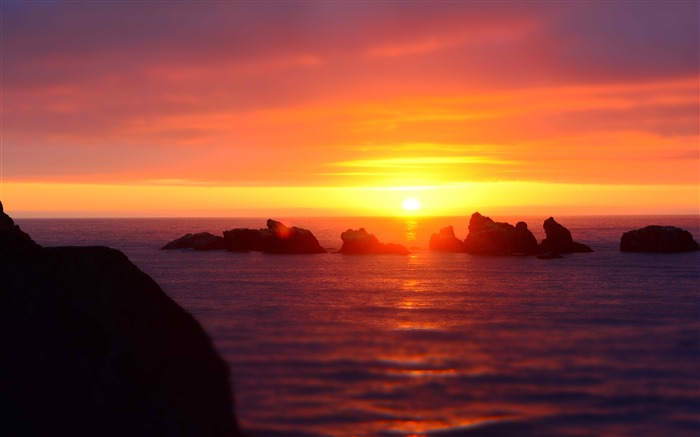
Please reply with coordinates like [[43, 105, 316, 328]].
[[338, 228, 410, 255], [620, 225, 700, 252], [429, 225, 465, 252], [164, 219, 326, 254], [463, 212, 539, 256], [260, 219, 327, 254], [162, 232, 226, 250], [222, 227, 264, 251], [540, 217, 593, 254], [0, 201, 241, 437]]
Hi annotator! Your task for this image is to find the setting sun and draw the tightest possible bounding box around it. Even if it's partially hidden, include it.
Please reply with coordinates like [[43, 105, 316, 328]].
[[1, 1, 698, 219], [402, 198, 421, 212]]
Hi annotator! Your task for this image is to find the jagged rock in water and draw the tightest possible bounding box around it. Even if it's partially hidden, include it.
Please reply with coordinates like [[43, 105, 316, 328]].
[[161, 232, 226, 250], [0, 201, 241, 437], [540, 217, 593, 254], [338, 228, 410, 255], [463, 212, 538, 256], [620, 225, 700, 252], [223, 228, 264, 252], [258, 219, 326, 254], [429, 225, 465, 252], [165, 220, 326, 254]]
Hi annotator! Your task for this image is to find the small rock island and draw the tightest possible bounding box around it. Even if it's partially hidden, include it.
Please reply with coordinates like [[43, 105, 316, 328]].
[[338, 228, 410, 255], [463, 212, 540, 256], [163, 219, 326, 254], [429, 225, 466, 252], [540, 216, 594, 254], [429, 212, 593, 257], [620, 225, 700, 252]]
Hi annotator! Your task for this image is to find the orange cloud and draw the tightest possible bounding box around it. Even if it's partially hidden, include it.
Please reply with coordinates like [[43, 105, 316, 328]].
[[2, 2, 698, 215]]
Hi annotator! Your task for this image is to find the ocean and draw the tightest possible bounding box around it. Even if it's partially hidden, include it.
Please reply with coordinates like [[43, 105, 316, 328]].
[[16, 215, 700, 437]]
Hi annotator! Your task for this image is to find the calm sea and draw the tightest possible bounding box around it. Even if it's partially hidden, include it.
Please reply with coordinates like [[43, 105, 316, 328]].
[[16, 215, 700, 437]]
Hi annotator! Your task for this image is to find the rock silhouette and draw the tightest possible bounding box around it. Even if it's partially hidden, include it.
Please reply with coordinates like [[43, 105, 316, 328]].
[[259, 219, 327, 254], [0, 201, 241, 437], [540, 217, 593, 254], [339, 228, 410, 255], [164, 219, 326, 254], [620, 225, 700, 252], [162, 232, 226, 250], [463, 212, 539, 256], [223, 227, 264, 251], [429, 226, 466, 252], [0, 201, 40, 258]]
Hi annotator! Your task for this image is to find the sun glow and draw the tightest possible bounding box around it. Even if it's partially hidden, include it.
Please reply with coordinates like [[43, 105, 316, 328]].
[[402, 198, 421, 212]]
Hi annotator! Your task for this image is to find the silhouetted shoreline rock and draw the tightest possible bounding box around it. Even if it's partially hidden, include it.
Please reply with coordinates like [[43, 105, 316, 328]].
[[620, 225, 700, 252], [164, 219, 326, 254], [463, 212, 539, 256], [0, 201, 241, 437], [540, 217, 593, 254], [0, 201, 40, 258], [429, 225, 466, 252], [339, 228, 410, 255]]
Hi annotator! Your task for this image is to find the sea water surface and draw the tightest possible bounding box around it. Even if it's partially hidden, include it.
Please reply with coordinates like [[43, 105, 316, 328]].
[[17, 215, 700, 437]]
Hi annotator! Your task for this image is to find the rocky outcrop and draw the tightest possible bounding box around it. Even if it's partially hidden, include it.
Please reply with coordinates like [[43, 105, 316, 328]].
[[0, 201, 40, 259], [222, 227, 264, 251], [463, 212, 539, 256], [338, 228, 410, 255], [540, 217, 593, 254], [0, 201, 241, 437], [165, 219, 326, 254], [620, 225, 700, 252], [162, 232, 226, 250], [429, 226, 465, 252], [258, 219, 327, 254], [223, 219, 326, 254]]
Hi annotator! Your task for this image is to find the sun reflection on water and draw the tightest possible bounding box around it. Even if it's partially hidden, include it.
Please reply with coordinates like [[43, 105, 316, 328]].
[[401, 279, 421, 292], [404, 219, 418, 243]]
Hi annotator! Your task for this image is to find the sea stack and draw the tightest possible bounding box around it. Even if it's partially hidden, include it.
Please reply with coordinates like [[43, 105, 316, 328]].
[[620, 225, 700, 252], [162, 232, 227, 250], [540, 217, 593, 254], [463, 212, 539, 256], [0, 201, 242, 437], [164, 219, 326, 254], [258, 219, 327, 254], [338, 228, 410, 255], [429, 225, 466, 252]]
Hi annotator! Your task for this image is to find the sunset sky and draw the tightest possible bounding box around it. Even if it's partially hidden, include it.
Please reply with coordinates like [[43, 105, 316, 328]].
[[2, 1, 698, 217]]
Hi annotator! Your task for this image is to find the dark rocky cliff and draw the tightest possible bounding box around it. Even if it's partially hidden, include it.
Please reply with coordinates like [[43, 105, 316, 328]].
[[0, 201, 241, 437]]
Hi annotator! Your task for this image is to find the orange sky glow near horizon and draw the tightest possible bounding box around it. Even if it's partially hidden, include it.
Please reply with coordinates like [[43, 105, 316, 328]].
[[1, 2, 698, 218]]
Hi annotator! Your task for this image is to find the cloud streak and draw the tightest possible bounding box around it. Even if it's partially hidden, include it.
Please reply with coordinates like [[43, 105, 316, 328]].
[[1, 1, 698, 214]]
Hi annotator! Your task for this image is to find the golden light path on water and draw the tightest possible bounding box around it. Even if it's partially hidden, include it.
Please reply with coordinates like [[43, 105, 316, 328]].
[[374, 248, 494, 435]]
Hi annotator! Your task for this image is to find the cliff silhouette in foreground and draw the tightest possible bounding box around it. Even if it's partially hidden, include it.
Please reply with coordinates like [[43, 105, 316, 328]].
[[0, 201, 241, 437]]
